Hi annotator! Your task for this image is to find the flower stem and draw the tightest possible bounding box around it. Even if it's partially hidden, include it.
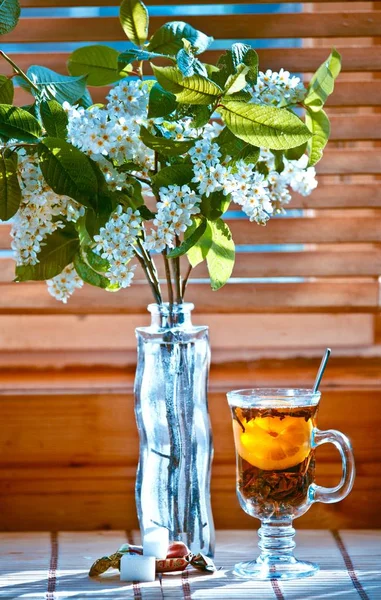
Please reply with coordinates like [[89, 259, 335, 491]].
[[134, 246, 162, 304], [163, 251, 174, 307], [181, 263, 193, 298], [0, 50, 40, 94], [137, 238, 160, 289], [173, 236, 182, 304]]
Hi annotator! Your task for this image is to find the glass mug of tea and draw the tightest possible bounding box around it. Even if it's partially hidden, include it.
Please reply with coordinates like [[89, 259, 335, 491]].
[[227, 388, 355, 580]]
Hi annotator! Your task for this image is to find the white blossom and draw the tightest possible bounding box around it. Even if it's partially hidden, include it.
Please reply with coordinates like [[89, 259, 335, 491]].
[[10, 151, 84, 266], [46, 264, 83, 303], [251, 69, 307, 107], [64, 79, 155, 181], [145, 185, 201, 252], [93, 205, 140, 288]]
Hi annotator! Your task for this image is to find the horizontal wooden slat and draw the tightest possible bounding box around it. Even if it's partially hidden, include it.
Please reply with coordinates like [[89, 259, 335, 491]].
[[0, 313, 373, 350], [0, 279, 378, 313], [291, 184, 381, 207], [2, 249, 381, 283], [0, 470, 376, 530], [0, 389, 378, 465], [329, 115, 381, 141], [6, 47, 381, 78], [2, 213, 381, 249], [2, 13, 381, 43], [230, 215, 381, 244], [2, 355, 381, 392], [0, 486, 375, 530]]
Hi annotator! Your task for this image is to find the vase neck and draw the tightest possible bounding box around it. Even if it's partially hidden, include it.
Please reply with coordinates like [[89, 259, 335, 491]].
[[148, 303, 194, 329]]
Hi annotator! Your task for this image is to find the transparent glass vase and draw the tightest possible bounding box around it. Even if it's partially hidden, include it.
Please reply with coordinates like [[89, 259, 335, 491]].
[[134, 302, 215, 557]]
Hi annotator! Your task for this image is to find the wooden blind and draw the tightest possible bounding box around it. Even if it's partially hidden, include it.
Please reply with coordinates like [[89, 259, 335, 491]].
[[0, 1, 380, 533], [0, 0, 380, 365]]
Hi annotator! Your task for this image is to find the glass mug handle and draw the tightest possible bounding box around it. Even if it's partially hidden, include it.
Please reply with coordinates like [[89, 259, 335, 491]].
[[310, 428, 356, 503]]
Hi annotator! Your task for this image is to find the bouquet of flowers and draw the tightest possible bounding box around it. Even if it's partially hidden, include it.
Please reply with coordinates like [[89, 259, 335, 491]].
[[0, 0, 341, 304]]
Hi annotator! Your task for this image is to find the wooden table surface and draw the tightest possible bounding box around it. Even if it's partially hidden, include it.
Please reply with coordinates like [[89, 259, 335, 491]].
[[0, 530, 380, 599]]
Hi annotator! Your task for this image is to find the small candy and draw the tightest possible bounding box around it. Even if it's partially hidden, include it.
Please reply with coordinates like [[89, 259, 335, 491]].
[[166, 541, 190, 559], [120, 554, 156, 582], [156, 557, 188, 573]]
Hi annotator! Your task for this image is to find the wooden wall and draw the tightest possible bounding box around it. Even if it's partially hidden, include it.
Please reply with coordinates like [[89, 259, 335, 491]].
[[0, 0, 380, 531]]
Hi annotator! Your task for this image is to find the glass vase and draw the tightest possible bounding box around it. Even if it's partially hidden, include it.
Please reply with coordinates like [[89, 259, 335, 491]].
[[134, 302, 215, 557]]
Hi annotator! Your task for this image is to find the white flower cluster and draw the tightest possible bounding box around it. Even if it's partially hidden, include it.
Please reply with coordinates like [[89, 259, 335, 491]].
[[46, 264, 84, 303], [162, 116, 223, 143], [145, 185, 201, 252], [64, 80, 154, 182], [189, 139, 273, 224], [252, 69, 306, 107], [93, 205, 141, 288], [260, 149, 317, 209], [11, 151, 83, 265]]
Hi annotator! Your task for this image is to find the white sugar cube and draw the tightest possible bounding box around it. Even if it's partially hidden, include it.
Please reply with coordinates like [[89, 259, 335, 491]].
[[120, 554, 156, 582], [143, 526, 169, 559]]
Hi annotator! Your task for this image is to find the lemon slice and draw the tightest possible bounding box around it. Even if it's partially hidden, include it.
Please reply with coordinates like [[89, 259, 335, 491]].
[[233, 415, 312, 471]]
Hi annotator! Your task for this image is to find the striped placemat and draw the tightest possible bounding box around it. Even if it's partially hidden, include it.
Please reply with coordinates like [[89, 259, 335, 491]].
[[0, 530, 379, 599]]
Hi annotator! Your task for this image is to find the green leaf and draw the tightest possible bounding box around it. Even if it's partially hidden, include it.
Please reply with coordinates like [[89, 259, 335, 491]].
[[271, 149, 284, 173], [40, 99, 68, 139], [285, 142, 307, 161], [0, 104, 42, 142], [305, 108, 330, 166], [38, 138, 99, 208], [68, 45, 131, 86], [21, 102, 39, 120], [85, 195, 113, 237], [167, 219, 207, 258], [218, 101, 312, 150], [233, 143, 260, 165], [78, 88, 93, 109], [186, 218, 213, 267], [85, 247, 110, 273], [120, 0, 149, 46], [118, 48, 168, 68], [176, 47, 208, 78], [0, 75, 14, 103], [0, 153, 21, 221], [200, 190, 230, 221], [0, 0, 20, 35], [148, 82, 177, 118], [230, 43, 258, 86], [140, 125, 196, 156], [138, 205, 155, 220], [215, 126, 246, 157], [327, 48, 341, 79], [214, 44, 258, 88], [147, 21, 213, 56], [23, 66, 87, 104], [152, 163, 194, 190], [206, 219, 235, 290], [304, 49, 342, 112], [215, 126, 259, 165], [189, 104, 213, 128], [224, 64, 249, 96], [15, 223, 80, 281], [152, 65, 222, 105], [241, 49, 258, 86], [74, 252, 111, 289]]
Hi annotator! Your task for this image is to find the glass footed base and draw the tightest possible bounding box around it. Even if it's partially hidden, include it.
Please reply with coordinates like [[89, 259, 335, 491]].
[[233, 556, 319, 580]]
